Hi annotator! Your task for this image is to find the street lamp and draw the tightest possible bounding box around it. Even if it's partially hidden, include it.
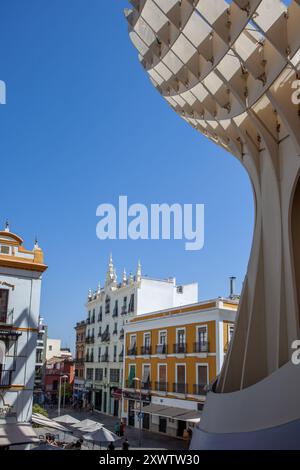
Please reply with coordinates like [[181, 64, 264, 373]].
[[133, 377, 142, 448], [58, 375, 68, 417]]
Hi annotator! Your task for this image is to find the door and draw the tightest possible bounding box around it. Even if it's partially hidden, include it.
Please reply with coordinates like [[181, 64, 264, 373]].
[[95, 390, 102, 411], [114, 399, 119, 417], [142, 402, 150, 429], [177, 420, 186, 437], [177, 329, 185, 353], [176, 364, 186, 393], [128, 400, 135, 426], [159, 417, 167, 433], [158, 364, 167, 391]]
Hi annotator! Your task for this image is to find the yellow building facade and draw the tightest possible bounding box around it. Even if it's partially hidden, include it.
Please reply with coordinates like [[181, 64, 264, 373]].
[[122, 299, 237, 438]]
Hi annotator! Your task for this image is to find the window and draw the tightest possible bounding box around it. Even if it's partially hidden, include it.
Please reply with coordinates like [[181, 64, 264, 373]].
[[158, 364, 167, 383], [95, 368, 103, 381], [0, 289, 9, 323], [197, 326, 208, 343], [98, 347, 101, 362], [110, 369, 120, 383], [86, 368, 94, 381], [49, 345, 52, 351], [128, 294, 134, 313], [105, 295, 110, 314], [98, 307, 102, 322], [144, 333, 151, 347], [159, 331, 167, 345], [142, 364, 151, 386], [177, 329, 185, 344], [0, 246, 10, 255], [128, 364, 136, 387], [130, 335, 136, 348]]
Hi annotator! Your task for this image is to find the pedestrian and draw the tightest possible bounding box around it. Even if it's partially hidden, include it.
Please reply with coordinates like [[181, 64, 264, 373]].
[[187, 426, 193, 447], [122, 438, 130, 451], [114, 421, 120, 436], [107, 442, 115, 451], [120, 420, 125, 437]]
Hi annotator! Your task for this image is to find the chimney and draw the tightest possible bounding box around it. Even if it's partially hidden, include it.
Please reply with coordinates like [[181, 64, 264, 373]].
[[229, 277, 236, 299]]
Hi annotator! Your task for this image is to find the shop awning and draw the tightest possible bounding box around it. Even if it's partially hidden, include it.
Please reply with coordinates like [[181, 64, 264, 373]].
[[0, 423, 39, 447], [141, 404, 201, 423]]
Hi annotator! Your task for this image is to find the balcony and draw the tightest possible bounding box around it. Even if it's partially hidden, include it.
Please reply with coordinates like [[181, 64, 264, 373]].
[[173, 343, 187, 354], [141, 381, 151, 391], [193, 341, 209, 353], [193, 384, 208, 396], [155, 381, 168, 392], [86, 318, 91, 325], [173, 383, 188, 394], [101, 354, 109, 362], [101, 332, 110, 342], [85, 336, 95, 344], [121, 306, 127, 315], [0, 370, 12, 388], [156, 344, 168, 355], [90, 316, 95, 324], [127, 346, 137, 356], [85, 356, 94, 363], [141, 346, 152, 355]]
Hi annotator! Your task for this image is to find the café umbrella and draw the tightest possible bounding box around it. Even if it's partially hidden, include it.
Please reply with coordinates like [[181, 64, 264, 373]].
[[82, 427, 119, 449], [53, 415, 80, 425]]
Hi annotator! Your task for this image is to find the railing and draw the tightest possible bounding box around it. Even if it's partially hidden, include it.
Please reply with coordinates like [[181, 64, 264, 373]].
[[101, 354, 109, 362], [193, 384, 208, 396], [173, 383, 188, 394], [113, 329, 118, 335], [90, 316, 95, 324], [127, 346, 137, 356], [141, 381, 151, 390], [155, 381, 168, 392], [101, 332, 110, 342], [121, 306, 127, 315], [85, 336, 95, 344], [0, 370, 12, 387], [156, 344, 168, 354], [193, 341, 209, 353], [141, 346, 152, 355], [173, 343, 187, 354], [85, 356, 94, 363]]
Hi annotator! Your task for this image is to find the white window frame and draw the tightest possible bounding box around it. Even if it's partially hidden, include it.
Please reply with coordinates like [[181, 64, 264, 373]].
[[228, 323, 234, 342], [142, 363, 151, 381], [196, 324, 208, 342], [158, 330, 167, 345], [130, 334, 136, 348], [176, 327, 186, 344], [143, 332, 151, 347]]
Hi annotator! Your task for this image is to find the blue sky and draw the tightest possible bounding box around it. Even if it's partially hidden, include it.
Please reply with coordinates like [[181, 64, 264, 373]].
[[0, 1, 254, 349]]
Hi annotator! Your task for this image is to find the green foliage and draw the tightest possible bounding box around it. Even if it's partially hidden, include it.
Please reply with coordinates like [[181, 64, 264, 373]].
[[32, 404, 48, 418]]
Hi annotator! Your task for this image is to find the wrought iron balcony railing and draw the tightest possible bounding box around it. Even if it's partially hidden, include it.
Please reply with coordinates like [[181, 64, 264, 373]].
[[173, 343, 187, 354], [193, 341, 209, 353], [127, 346, 137, 356], [193, 384, 208, 396], [155, 381, 168, 392], [156, 344, 168, 355], [141, 346, 152, 355], [173, 383, 188, 394]]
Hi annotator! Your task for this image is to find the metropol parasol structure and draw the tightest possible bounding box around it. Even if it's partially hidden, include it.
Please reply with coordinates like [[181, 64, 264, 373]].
[[126, 0, 300, 449]]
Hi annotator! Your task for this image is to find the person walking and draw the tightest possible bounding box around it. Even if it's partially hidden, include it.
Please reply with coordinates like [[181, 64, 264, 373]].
[[114, 421, 120, 436], [120, 420, 125, 437], [122, 438, 130, 451], [108, 442, 115, 451]]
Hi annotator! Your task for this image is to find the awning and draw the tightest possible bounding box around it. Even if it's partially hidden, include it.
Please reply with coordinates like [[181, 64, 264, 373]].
[[32, 413, 71, 432], [141, 404, 201, 423], [0, 423, 39, 447]]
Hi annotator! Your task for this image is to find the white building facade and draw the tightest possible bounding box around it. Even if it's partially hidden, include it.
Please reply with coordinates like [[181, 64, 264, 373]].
[[84, 255, 198, 416], [0, 224, 47, 448]]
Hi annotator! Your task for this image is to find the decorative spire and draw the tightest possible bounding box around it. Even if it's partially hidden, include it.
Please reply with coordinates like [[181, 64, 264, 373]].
[[106, 253, 116, 285], [34, 236, 39, 249], [122, 268, 127, 286], [136, 259, 142, 283], [4, 220, 9, 232], [129, 272, 134, 285]]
